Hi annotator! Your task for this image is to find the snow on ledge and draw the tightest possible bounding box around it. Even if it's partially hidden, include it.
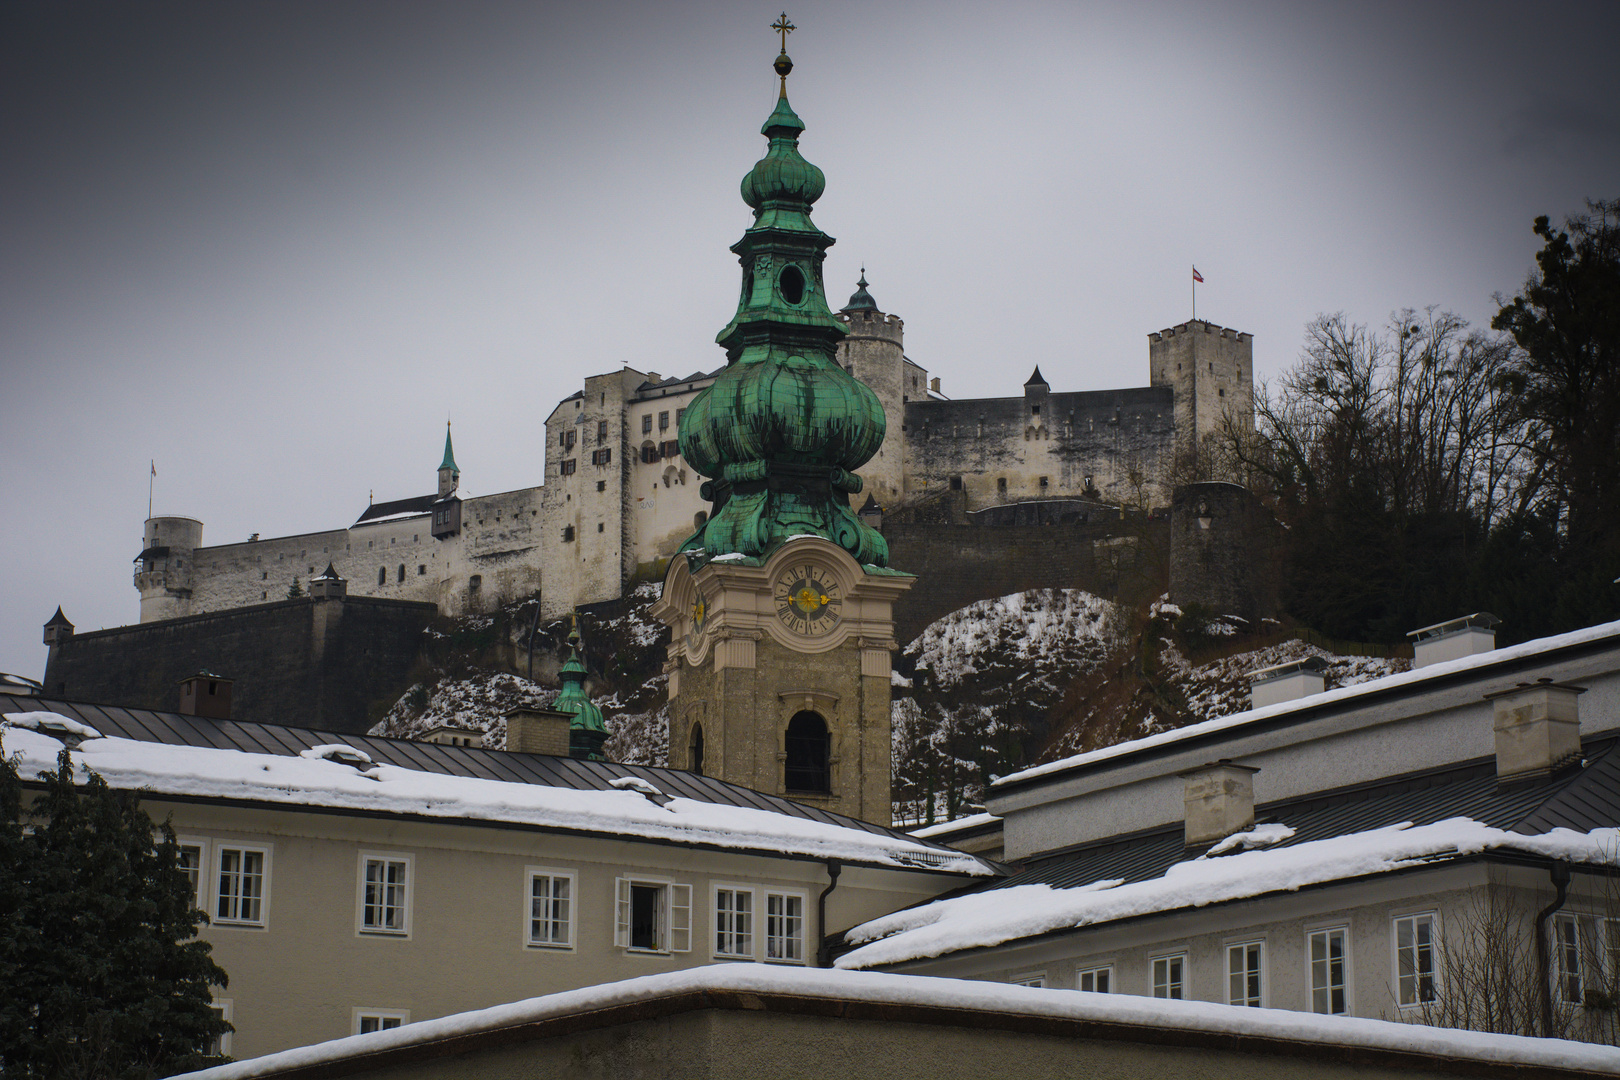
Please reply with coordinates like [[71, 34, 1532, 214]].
[[1, 711, 101, 740], [169, 966, 1620, 1080], [909, 812, 1001, 839], [0, 727, 989, 875], [298, 744, 373, 766], [996, 616, 1620, 789], [838, 818, 1620, 971], [1203, 822, 1294, 857]]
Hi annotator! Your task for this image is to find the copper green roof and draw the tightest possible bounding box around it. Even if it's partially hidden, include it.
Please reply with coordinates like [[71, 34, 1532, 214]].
[[439, 423, 459, 473], [552, 626, 607, 761], [677, 42, 890, 568], [841, 271, 878, 313]]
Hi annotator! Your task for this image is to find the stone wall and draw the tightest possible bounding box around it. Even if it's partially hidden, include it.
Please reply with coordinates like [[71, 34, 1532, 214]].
[[902, 386, 1176, 513], [42, 595, 436, 732], [1168, 482, 1279, 626], [885, 514, 1169, 646]]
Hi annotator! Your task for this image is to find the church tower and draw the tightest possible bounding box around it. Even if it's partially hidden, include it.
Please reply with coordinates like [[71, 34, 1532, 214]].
[[652, 21, 912, 826]]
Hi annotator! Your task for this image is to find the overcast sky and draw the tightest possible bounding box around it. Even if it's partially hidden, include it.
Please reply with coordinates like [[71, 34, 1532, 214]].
[[3, 0, 1617, 679]]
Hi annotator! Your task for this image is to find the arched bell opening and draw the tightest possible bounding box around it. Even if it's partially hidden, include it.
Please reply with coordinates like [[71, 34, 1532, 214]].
[[689, 722, 705, 776], [784, 711, 830, 794]]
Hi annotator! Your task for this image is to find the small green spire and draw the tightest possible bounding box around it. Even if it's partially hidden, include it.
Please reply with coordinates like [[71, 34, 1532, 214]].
[[842, 269, 878, 313], [552, 618, 608, 761], [439, 421, 459, 474]]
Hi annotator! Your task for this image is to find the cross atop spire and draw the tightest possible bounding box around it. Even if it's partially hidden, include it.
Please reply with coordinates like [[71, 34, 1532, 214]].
[[771, 12, 796, 97]]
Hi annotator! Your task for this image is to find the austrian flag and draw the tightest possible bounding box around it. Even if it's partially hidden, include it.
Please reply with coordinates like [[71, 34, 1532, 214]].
[[1192, 266, 1204, 283]]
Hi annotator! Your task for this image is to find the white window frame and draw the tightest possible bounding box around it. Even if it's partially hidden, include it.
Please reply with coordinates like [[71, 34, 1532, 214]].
[[1227, 939, 1266, 1007], [201, 998, 232, 1058], [352, 1008, 410, 1035], [177, 836, 209, 913], [1077, 965, 1113, 993], [713, 883, 756, 960], [1151, 952, 1188, 1000], [357, 852, 413, 937], [764, 889, 808, 965], [213, 843, 272, 928], [524, 866, 576, 950], [1554, 913, 1583, 1005], [1393, 912, 1439, 1008], [1307, 925, 1352, 1015], [614, 876, 692, 954], [1012, 971, 1046, 988]]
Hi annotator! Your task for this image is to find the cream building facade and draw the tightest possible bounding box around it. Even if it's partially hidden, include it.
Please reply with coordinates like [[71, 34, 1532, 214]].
[[0, 697, 992, 1061], [838, 618, 1620, 1044]]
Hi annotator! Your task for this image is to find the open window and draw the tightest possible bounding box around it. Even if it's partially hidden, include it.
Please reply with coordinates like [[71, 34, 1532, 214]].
[[614, 878, 692, 953], [784, 711, 830, 794]]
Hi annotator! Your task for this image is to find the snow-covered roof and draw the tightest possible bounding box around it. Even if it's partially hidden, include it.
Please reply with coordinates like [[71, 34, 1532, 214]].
[[909, 812, 1001, 839], [0, 720, 991, 875], [171, 966, 1620, 1080], [838, 817, 1620, 970], [995, 617, 1620, 790]]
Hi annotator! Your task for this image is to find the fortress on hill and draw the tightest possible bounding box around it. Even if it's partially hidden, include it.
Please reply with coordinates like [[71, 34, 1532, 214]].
[[131, 305, 1253, 628]]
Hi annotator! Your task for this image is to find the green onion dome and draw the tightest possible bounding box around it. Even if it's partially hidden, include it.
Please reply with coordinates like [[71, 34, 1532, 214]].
[[679, 348, 884, 477], [740, 98, 825, 210]]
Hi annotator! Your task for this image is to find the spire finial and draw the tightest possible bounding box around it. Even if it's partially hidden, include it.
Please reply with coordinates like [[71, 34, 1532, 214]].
[[771, 12, 796, 97]]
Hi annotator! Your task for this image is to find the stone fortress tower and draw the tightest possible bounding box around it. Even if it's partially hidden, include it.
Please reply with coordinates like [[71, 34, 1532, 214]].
[[835, 273, 922, 512], [135, 516, 204, 622], [1149, 320, 1255, 463], [652, 23, 911, 826]]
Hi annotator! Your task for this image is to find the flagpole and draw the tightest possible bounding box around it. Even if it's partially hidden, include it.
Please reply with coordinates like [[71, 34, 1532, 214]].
[[148, 461, 154, 521]]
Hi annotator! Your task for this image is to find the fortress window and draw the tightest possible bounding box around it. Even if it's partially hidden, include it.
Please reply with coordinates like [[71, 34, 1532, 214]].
[[642, 415, 652, 434], [784, 712, 830, 794], [597, 420, 608, 440], [997, 478, 1007, 494], [1031, 405, 1040, 415], [397, 565, 405, 583], [562, 526, 575, 542], [418, 565, 426, 576], [378, 567, 386, 586], [949, 475, 962, 491], [597, 481, 607, 492], [1219, 388, 1225, 397], [659, 411, 669, 431], [262, 572, 268, 581], [469, 575, 481, 592], [597, 523, 604, 533], [676, 408, 686, 425], [559, 459, 576, 476], [1040, 476, 1049, 488]]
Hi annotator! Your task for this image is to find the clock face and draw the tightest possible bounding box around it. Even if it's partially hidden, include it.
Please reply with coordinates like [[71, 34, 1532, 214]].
[[685, 595, 707, 650], [773, 565, 842, 637]]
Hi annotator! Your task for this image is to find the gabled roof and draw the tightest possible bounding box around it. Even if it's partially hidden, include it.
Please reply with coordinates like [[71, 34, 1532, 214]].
[[0, 694, 994, 876], [837, 742, 1620, 968], [355, 494, 436, 524]]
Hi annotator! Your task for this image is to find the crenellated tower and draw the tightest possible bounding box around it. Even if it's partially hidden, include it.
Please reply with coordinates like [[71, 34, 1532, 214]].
[[652, 20, 912, 825], [135, 516, 203, 623], [835, 272, 907, 510]]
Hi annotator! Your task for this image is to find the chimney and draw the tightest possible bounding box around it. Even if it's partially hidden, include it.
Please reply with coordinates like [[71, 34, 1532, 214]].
[[178, 671, 232, 719], [929, 376, 941, 394], [1486, 680, 1584, 783], [1180, 760, 1260, 848], [503, 707, 572, 756], [420, 724, 483, 748], [1249, 656, 1327, 709], [1407, 612, 1499, 668]]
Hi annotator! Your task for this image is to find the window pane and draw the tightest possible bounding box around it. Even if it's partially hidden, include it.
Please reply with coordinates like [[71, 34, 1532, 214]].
[[631, 884, 660, 950]]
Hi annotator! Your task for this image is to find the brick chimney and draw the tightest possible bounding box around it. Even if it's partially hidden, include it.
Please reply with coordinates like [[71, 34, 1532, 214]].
[[1486, 680, 1584, 783], [1180, 760, 1260, 848], [1249, 656, 1327, 709], [179, 671, 232, 719], [1408, 613, 1498, 668], [503, 707, 572, 756]]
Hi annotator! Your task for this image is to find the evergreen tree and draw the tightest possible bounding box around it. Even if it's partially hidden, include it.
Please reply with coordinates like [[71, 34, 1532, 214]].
[[286, 576, 303, 599], [0, 736, 231, 1079]]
